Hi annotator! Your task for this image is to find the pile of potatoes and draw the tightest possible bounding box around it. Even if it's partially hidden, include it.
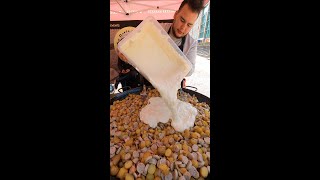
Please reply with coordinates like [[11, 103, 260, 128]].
[[110, 89, 211, 180]]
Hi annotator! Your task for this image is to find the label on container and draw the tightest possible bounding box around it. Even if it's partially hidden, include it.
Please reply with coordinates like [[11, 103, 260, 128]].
[[113, 26, 135, 51]]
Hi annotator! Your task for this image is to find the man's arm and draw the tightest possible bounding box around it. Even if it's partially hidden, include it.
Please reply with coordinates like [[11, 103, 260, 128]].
[[185, 41, 197, 77]]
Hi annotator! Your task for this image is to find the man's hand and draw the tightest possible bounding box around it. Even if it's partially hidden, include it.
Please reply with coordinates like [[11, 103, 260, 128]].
[[121, 69, 130, 74], [181, 78, 186, 88]]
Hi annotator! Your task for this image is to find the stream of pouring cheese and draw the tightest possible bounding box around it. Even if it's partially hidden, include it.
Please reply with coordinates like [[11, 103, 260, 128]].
[[119, 20, 198, 132]]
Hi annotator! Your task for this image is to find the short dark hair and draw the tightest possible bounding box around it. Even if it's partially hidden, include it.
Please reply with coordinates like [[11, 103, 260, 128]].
[[178, 0, 205, 15]]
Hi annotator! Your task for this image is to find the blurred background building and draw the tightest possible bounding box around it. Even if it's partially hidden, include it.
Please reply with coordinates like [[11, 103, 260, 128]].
[[189, 2, 210, 59], [199, 3, 210, 43], [189, 2, 210, 43]]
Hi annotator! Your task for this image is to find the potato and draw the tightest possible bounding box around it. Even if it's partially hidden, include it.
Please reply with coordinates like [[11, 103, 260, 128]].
[[125, 174, 134, 180], [200, 166, 209, 178], [110, 165, 119, 176], [116, 167, 128, 179]]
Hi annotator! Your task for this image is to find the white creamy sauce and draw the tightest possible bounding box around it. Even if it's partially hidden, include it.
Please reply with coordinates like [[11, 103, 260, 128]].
[[139, 97, 172, 128], [140, 97, 197, 132], [171, 100, 198, 132], [120, 20, 198, 132]]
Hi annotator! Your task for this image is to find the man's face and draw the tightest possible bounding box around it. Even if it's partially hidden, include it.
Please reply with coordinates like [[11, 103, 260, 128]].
[[172, 4, 199, 38]]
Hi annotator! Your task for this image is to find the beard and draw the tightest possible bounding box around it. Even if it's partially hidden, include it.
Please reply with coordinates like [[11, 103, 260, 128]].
[[172, 27, 181, 38], [171, 23, 185, 39]]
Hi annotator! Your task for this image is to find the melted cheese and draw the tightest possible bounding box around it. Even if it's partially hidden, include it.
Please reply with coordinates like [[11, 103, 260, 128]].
[[140, 97, 171, 128], [140, 97, 197, 132]]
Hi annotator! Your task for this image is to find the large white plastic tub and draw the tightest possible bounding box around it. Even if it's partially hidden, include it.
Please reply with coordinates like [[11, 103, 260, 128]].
[[118, 16, 191, 88]]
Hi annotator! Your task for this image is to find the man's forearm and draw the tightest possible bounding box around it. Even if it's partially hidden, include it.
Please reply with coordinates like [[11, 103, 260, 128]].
[[185, 46, 197, 77]]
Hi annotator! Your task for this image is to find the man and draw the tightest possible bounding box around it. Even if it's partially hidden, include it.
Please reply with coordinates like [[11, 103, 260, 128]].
[[162, 0, 204, 77], [117, 0, 205, 88]]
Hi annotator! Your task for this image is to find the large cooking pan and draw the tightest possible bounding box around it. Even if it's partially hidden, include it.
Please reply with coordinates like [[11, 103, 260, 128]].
[[110, 86, 210, 105], [109, 87, 211, 179]]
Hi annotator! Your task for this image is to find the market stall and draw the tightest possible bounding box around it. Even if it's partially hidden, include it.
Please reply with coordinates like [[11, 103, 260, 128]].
[[109, 0, 209, 69], [109, 1, 212, 179]]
